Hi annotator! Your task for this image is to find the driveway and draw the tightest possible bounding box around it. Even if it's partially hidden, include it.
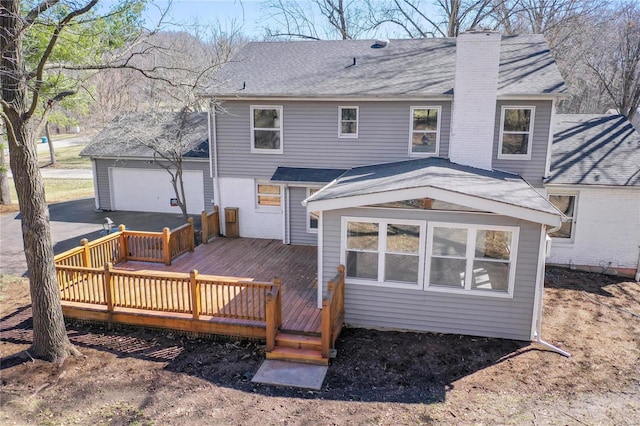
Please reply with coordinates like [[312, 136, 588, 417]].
[[0, 197, 201, 276]]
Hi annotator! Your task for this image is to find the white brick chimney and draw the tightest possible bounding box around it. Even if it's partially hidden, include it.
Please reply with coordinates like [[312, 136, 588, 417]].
[[449, 30, 502, 170]]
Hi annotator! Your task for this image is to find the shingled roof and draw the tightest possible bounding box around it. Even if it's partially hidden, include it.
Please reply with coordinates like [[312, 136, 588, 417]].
[[209, 35, 566, 98], [81, 112, 209, 159], [547, 114, 640, 187], [304, 157, 563, 226]]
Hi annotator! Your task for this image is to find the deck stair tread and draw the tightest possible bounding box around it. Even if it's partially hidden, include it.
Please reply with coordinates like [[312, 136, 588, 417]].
[[266, 347, 328, 365], [276, 332, 322, 350]]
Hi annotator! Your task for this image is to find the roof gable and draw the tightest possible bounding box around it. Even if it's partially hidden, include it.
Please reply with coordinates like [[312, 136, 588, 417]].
[[547, 114, 640, 187], [209, 35, 565, 98], [305, 158, 563, 226]]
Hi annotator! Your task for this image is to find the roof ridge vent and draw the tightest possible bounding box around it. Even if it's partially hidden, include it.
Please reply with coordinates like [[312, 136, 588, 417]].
[[371, 39, 389, 49]]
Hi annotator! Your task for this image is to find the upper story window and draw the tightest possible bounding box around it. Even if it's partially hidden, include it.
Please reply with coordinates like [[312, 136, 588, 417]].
[[338, 106, 358, 138], [251, 106, 283, 154], [426, 223, 518, 298], [256, 183, 281, 208], [498, 106, 535, 159], [410, 106, 441, 156], [548, 194, 576, 240]]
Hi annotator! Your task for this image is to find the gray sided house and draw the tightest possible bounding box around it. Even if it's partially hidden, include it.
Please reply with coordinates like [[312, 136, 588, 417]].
[[546, 114, 640, 279], [208, 31, 568, 343], [82, 112, 214, 216]]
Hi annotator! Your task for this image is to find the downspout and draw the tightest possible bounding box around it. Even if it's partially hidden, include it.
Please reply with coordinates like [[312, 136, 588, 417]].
[[317, 210, 323, 308], [635, 246, 640, 282], [210, 105, 224, 235], [532, 223, 571, 357]]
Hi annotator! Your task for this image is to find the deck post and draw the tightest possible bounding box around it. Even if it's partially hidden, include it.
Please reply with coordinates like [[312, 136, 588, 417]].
[[201, 211, 208, 244], [265, 289, 277, 352], [104, 262, 114, 314], [273, 277, 282, 327], [119, 225, 128, 261], [321, 284, 332, 359], [337, 264, 345, 318], [163, 227, 171, 265], [190, 269, 200, 320], [212, 205, 220, 237], [81, 238, 91, 268], [187, 217, 195, 252]]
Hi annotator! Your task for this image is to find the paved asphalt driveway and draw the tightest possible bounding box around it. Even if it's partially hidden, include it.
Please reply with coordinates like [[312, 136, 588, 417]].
[[0, 198, 201, 276]]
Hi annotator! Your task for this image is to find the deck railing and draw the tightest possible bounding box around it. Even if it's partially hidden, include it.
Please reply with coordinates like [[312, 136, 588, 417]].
[[201, 207, 220, 244], [54, 217, 205, 269], [168, 218, 195, 263], [321, 265, 346, 358], [265, 278, 282, 351], [57, 263, 280, 332]]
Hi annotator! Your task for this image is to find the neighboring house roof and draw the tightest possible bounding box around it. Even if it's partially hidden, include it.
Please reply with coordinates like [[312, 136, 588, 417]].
[[209, 35, 565, 98], [547, 114, 640, 187], [81, 112, 209, 159], [271, 167, 347, 184], [304, 158, 563, 226]]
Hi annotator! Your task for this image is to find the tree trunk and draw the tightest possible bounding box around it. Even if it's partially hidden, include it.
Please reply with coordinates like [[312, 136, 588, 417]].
[[46, 121, 56, 165], [1, 0, 76, 362], [0, 142, 11, 205]]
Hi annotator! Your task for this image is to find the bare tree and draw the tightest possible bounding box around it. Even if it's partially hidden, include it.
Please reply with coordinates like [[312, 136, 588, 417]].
[[371, 0, 501, 38], [263, 0, 372, 40], [0, 0, 176, 362], [582, 1, 640, 120]]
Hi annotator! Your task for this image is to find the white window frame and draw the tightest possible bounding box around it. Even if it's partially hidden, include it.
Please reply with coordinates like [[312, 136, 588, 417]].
[[497, 106, 535, 160], [255, 181, 282, 210], [338, 106, 359, 139], [306, 187, 321, 233], [547, 192, 578, 243], [250, 105, 283, 154], [409, 106, 441, 157], [340, 216, 426, 290], [425, 222, 519, 298]]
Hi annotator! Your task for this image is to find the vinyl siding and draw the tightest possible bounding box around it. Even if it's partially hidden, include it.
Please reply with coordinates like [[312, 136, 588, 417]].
[[215, 100, 452, 179], [492, 100, 552, 187], [94, 159, 213, 212], [289, 186, 317, 245], [322, 207, 543, 340]]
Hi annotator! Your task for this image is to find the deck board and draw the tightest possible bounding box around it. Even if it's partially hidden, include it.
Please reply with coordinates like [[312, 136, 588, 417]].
[[116, 238, 321, 334]]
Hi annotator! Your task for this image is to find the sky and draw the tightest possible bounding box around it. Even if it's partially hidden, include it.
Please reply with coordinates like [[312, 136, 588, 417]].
[[142, 0, 272, 38]]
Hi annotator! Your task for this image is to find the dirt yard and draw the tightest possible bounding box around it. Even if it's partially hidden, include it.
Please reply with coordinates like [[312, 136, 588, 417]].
[[1, 267, 638, 425]]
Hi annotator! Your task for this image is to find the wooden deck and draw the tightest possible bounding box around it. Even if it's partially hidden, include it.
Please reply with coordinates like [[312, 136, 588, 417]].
[[115, 238, 320, 333]]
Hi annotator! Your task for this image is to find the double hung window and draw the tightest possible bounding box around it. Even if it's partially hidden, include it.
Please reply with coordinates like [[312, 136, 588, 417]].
[[498, 107, 535, 158], [251, 106, 283, 153]]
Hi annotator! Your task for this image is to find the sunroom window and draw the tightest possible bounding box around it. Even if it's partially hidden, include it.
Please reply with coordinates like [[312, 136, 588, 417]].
[[427, 223, 518, 297], [343, 218, 424, 287]]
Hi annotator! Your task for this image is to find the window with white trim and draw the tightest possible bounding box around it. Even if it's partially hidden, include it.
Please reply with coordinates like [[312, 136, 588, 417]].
[[251, 106, 283, 153], [338, 106, 358, 138], [548, 194, 576, 239], [342, 218, 425, 287], [498, 106, 535, 158], [410, 106, 441, 156], [426, 223, 518, 297], [307, 188, 320, 232], [256, 183, 281, 208]]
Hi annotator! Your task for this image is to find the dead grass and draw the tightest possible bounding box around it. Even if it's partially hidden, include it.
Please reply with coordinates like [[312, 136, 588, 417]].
[[2, 179, 94, 213], [38, 145, 91, 169]]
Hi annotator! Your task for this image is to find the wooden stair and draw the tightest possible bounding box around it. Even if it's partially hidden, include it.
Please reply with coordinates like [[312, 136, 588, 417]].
[[266, 332, 328, 365]]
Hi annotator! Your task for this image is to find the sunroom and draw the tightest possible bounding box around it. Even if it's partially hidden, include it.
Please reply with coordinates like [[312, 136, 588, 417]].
[[304, 158, 564, 341]]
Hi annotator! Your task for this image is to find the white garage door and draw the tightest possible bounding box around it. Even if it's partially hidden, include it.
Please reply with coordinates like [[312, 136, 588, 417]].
[[109, 168, 205, 214]]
